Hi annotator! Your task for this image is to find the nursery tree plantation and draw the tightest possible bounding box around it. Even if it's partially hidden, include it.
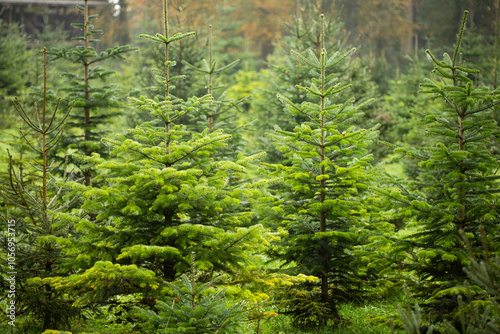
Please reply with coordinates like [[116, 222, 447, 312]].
[[1, 0, 500, 333]]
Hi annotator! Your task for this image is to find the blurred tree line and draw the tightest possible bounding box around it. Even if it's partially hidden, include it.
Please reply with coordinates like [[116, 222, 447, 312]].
[[98, 0, 497, 61], [2, 0, 496, 67]]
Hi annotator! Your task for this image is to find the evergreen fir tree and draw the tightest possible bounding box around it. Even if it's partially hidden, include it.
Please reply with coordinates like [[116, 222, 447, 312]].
[[268, 0, 351, 123], [129, 2, 206, 104], [258, 0, 377, 163], [48, 0, 135, 186], [0, 49, 77, 331], [182, 24, 251, 159], [399, 230, 500, 333], [441, 230, 500, 333], [375, 11, 500, 320], [44, 0, 269, 311], [134, 252, 245, 333], [260, 13, 378, 327]]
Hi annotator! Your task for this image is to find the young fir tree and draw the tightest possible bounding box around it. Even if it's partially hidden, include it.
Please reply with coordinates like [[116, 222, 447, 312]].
[[260, 14, 378, 327], [376, 11, 500, 319], [134, 252, 245, 333], [129, 1, 206, 105], [44, 0, 268, 310], [48, 0, 135, 186], [0, 49, 77, 331], [441, 230, 500, 333], [258, 0, 377, 163], [398, 285, 435, 334], [182, 24, 251, 159], [401, 229, 500, 333]]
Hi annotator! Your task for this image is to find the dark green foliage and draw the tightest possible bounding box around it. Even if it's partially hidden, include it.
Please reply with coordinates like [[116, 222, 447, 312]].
[[376, 10, 500, 320], [135, 253, 244, 333], [260, 13, 379, 327], [43, 0, 268, 313], [0, 19, 33, 96], [400, 231, 500, 333], [438, 229, 500, 333], [0, 49, 78, 331], [47, 1, 136, 186]]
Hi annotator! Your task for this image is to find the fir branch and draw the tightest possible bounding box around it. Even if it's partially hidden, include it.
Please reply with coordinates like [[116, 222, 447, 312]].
[[103, 138, 164, 165], [181, 59, 209, 73], [468, 100, 500, 115], [425, 49, 452, 69], [452, 11, 469, 67], [167, 31, 196, 44], [11, 98, 40, 131], [223, 229, 255, 252], [291, 50, 320, 69], [296, 134, 321, 147], [430, 116, 460, 128], [166, 134, 231, 166], [325, 47, 356, 68], [45, 128, 66, 152], [214, 59, 241, 74], [212, 96, 251, 117], [6, 152, 38, 226], [18, 130, 42, 154], [378, 141, 428, 161]]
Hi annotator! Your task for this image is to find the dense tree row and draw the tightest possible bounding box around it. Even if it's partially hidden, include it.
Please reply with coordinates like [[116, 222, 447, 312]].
[[0, 0, 499, 333]]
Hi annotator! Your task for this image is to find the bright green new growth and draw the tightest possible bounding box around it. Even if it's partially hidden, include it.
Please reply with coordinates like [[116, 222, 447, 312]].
[[4, 2, 500, 333], [42, 1, 270, 322]]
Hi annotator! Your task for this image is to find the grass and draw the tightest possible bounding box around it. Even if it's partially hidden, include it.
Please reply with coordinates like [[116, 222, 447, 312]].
[[0, 296, 410, 333], [242, 297, 408, 334]]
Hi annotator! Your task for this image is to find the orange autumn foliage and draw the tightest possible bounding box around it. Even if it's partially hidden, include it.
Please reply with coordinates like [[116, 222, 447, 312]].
[[124, 0, 294, 56], [356, 0, 417, 47]]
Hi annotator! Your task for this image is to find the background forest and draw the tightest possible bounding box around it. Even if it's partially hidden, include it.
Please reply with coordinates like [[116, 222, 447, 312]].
[[1, 0, 500, 333]]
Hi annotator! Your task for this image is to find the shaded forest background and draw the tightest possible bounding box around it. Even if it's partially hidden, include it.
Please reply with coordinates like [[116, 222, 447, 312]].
[[1, 0, 497, 64]]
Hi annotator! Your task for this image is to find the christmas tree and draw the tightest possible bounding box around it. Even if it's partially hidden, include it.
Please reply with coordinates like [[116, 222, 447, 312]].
[[376, 10, 500, 321], [134, 252, 245, 333], [0, 49, 77, 331], [48, 0, 135, 186], [260, 13, 378, 327], [44, 0, 268, 313]]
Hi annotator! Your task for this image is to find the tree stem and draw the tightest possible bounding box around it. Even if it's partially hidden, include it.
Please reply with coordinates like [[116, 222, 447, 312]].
[[164, 0, 171, 154], [208, 25, 213, 132], [83, 0, 91, 186]]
